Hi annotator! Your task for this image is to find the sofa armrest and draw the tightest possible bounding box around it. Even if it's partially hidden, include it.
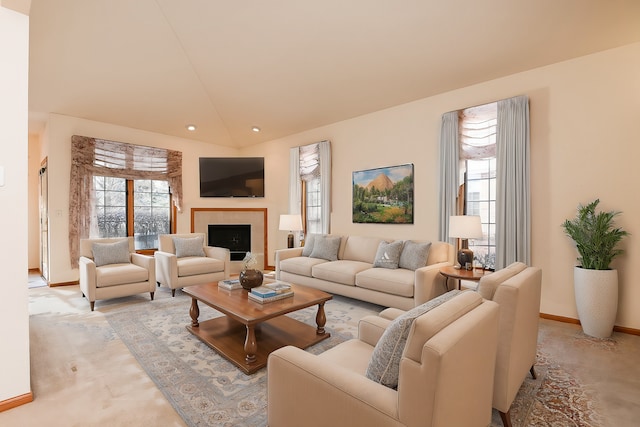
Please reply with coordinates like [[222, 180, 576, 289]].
[[79, 256, 96, 300], [131, 253, 156, 285], [268, 346, 398, 427], [275, 247, 304, 279], [204, 246, 231, 278], [413, 261, 452, 306], [357, 315, 392, 347], [378, 308, 405, 321], [154, 250, 178, 286]]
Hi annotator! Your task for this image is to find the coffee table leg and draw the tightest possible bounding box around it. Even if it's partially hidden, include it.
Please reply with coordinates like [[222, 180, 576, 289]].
[[244, 325, 257, 364], [315, 302, 327, 335], [189, 298, 200, 327]]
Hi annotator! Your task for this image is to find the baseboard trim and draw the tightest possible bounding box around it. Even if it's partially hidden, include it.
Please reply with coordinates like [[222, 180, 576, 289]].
[[540, 312, 640, 336], [0, 392, 33, 412], [49, 280, 79, 287]]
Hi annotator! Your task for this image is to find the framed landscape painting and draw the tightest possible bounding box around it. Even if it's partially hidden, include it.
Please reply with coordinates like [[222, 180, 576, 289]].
[[352, 163, 414, 224]]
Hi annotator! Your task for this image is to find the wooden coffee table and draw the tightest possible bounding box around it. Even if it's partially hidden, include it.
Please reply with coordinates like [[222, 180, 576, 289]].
[[183, 281, 332, 374]]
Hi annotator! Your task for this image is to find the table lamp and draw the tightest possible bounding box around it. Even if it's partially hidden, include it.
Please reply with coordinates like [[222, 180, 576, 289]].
[[448, 215, 483, 269], [279, 214, 303, 248]]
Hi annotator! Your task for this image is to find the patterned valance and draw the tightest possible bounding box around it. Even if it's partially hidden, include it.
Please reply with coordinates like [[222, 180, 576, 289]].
[[458, 102, 497, 160]]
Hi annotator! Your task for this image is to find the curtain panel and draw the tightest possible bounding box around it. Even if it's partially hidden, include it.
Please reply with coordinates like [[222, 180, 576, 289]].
[[438, 111, 459, 243], [69, 135, 182, 268]]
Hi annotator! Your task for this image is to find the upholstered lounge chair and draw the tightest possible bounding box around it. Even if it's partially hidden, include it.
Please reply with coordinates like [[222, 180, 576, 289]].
[[79, 237, 156, 311], [267, 291, 500, 427], [475, 262, 542, 427], [154, 233, 230, 296]]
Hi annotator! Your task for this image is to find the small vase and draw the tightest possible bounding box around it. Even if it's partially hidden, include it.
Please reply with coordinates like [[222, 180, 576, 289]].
[[239, 269, 263, 290]]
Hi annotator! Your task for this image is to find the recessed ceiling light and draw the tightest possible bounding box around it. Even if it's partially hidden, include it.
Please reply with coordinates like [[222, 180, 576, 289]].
[[251, 126, 261, 133], [186, 124, 197, 131]]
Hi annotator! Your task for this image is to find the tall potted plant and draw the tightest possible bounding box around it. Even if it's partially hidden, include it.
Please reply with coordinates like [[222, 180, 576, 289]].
[[562, 199, 628, 338]]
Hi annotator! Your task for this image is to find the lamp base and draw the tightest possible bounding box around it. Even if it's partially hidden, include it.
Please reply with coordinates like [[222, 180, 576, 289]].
[[457, 249, 474, 270], [287, 233, 294, 248]]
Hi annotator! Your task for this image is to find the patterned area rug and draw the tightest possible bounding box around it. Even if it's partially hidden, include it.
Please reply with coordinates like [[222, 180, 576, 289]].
[[105, 291, 602, 427]]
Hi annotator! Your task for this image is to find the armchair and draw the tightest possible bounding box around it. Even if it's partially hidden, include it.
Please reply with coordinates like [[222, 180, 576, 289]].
[[267, 291, 500, 427], [475, 262, 542, 427], [155, 233, 230, 296], [79, 237, 156, 311]]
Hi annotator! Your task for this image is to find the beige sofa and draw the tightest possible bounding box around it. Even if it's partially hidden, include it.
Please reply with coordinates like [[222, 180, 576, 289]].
[[275, 235, 455, 310], [267, 291, 500, 427]]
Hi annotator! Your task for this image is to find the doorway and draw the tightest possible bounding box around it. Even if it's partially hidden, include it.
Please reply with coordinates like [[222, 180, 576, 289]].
[[39, 158, 49, 282]]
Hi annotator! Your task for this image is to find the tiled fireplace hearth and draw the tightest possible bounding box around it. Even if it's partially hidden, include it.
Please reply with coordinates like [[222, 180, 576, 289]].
[[191, 208, 268, 273]]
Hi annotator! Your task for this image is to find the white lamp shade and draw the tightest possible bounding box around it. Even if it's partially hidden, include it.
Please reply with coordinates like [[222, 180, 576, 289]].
[[448, 215, 483, 239], [279, 214, 303, 231]]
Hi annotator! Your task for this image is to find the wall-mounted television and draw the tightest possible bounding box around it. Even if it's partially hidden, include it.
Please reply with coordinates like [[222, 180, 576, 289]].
[[199, 157, 265, 197]]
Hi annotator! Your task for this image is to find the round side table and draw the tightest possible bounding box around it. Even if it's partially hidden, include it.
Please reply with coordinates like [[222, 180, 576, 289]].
[[439, 265, 491, 290]]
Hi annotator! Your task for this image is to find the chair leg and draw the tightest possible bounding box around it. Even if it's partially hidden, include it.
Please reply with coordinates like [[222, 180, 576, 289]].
[[90, 301, 95, 311], [157, 281, 161, 287], [530, 365, 537, 379], [150, 291, 155, 301], [171, 289, 176, 297], [499, 410, 513, 427]]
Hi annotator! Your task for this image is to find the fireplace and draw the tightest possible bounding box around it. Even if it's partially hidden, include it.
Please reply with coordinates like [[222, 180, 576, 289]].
[[208, 224, 251, 261]]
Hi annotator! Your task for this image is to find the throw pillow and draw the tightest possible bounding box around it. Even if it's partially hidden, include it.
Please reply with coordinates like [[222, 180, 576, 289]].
[[373, 240, 404, 269], [173, 236, 206, 258], [92, 239, 131, 267], [365, 290, 460, 389], [399, 240, 432, 270], [309, 235, 341, 261], [301, 233, 318, 257]]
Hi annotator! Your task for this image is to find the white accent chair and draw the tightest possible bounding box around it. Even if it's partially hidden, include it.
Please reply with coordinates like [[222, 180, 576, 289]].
[[154, 233, 230, 296], [267, 291, 500, 427], [79, 237, 156, 311]]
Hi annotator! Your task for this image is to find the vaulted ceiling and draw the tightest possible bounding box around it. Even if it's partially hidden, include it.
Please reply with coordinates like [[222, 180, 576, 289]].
[[24, 0, 640, 147]]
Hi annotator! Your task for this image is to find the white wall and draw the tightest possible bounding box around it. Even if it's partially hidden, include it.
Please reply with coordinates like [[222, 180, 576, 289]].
[[0, 5, 31, 403], [42, 42, 640, 330], [251, 42, 640, 330]]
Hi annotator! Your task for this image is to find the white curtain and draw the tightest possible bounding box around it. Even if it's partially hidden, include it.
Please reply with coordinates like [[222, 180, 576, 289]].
[[288, 147, 301, 215], [438, 111, 459, 243], [318, 140, 331, 234], [495, 95, 531, 269]]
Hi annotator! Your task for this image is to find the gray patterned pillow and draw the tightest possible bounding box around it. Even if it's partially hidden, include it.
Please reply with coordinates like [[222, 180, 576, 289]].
[[173, 236, 205, 258], [92, 239, 131, 267], [399, 240, 432, 270], [373, 240, 404, 269], [365, 290, 460, 388], [301, 233, 318, 257], [309, 235, 341, 261]]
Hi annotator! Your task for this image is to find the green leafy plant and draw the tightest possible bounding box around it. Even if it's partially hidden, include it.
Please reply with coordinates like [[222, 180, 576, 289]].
[[562, 199, 629, 270]]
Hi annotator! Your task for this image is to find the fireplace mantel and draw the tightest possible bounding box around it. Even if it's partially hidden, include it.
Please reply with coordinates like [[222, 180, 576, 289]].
[[191, 208, 268, 272]]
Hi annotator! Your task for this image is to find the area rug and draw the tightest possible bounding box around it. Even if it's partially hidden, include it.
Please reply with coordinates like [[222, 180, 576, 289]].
[[105, 291, 602, 427]]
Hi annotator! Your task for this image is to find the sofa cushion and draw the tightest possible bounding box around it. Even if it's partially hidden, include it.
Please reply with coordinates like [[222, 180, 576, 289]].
[[356, 268, 415, 297], [279, 256, 329, 277], [342, 236, 384, 263], [373, 240, 404, 269], [177, 257, 224, 277], [399, 240, 432, 270], [92, 239, 131, 267], [96, 263, 148, 287], [309, 235, 341, 261], [301, 233, 318, 257], [365, 290, 461, 388], [173, 235, 206, 258], [312, 260, 373, 286], [476, 261, 527, 300]]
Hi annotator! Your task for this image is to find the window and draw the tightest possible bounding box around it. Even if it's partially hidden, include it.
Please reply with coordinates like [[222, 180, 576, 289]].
[[304, 178, 322, 234], [459, 103, 497, 269], [94, 177, 171, 250]]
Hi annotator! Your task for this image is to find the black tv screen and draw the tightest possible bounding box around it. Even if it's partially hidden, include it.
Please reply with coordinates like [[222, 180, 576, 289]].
[[199, 157, 265, 197]]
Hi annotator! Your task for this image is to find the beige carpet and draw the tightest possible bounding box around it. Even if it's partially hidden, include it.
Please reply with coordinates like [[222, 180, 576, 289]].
[[3, 284, 639, 426]]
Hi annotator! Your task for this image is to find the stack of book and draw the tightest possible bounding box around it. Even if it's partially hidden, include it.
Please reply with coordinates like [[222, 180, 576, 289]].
[[218, 278, 242, 290], [248, 281, 294, 303]]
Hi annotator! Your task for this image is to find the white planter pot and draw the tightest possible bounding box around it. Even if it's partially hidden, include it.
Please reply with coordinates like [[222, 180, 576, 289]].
[[573, 267, 618, 338]]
